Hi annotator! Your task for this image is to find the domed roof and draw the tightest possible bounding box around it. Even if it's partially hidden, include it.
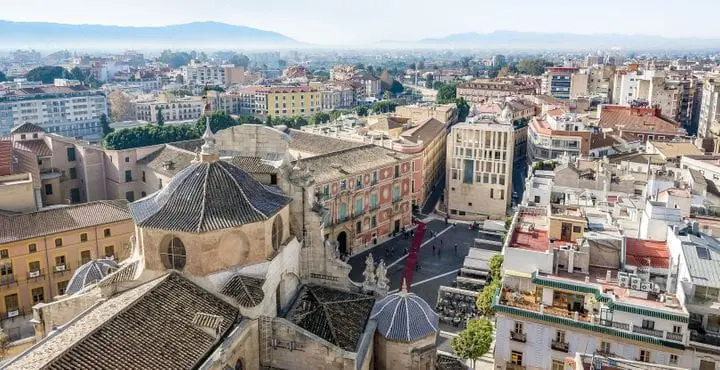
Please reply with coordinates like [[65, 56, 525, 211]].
[[66, 259, 119, 295], [370, 282, 439, 342], [129, 160, 290, 233]]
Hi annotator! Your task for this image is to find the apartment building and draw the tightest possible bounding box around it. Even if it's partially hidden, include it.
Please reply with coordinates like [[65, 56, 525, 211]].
[[446, 117, 514, 220], [698, 76, 720, 138], [542, 67, 580, 100], [394, 103, 458, 124], [457, 78, 538, 104], [318, 82, 357, 111], [134, 93, 204, 123], [495, 205, 690, 369], [181, 61, 246, 87], [236, 86, 321, 118], [597, 105, 688, 143], [0, 201, 132, 328], [0, 82, 108, 140], [527, 111, 593, 162]]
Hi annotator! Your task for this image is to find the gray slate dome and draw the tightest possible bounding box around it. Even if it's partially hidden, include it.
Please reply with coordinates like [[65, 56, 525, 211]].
[[370, 284, 439, 342], [129, 160, 290, 233], [66, 259, 119, 295]]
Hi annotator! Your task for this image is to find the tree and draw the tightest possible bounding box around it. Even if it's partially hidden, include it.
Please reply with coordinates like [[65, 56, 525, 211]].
[[0, 70, 6, 82], [99, 114, 113, 137], [103, 124, 200, 150], [159, 50, 192, 68], [456, 98, 470, 122], [310, 112, 331, 125], [156, 107, 165, 126], [497, 66, 511, 78], [203, 85, 225, 93], [436, 83, 457, 104], [371, 101, 398, 114], [25, 66, 72, 84], [108, 91, 135, 122], [425, 74, 434, 88], [476, 280, 500, 316], [354, 106, 369, 117], [195, 111, 240, 133], [70, 66, 86, 82], [488, 254, 504, 281], [229, 54, 250, 68], [451, 318, 494, 369], [390, 80, 404, 95], [516, 59, 547, 76]]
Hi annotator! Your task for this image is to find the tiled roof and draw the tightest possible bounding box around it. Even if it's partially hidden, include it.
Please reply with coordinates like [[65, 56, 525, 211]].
[[229, 156, 278, 174], [650, 141, 703, 158], [370, 116, 408, 131], [129, 161, 290, 233], [287, 129, 364, 156], [13, 139, 52, 157], [11, 122, 45, 134], [97, 260, 139, 288], [137, 145, 195, 177], [9, 272, 240, 370], [66, 259, 119, 295], [285, 285, 375, 351], [625, 238, 670, 269], [598, 106, 681, 135], [371, 289, 439, 342], [0, 140, 12, 176], [402, 117, 446, 144], [167, 139, 204, 153], [0, 200, 131, 244], [590, 133, 620, 150], [296, 144, 413, 184], [221, 274, 266, 307]]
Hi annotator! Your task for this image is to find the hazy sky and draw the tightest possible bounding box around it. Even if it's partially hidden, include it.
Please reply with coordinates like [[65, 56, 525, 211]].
[[2, 0, 718, 45]]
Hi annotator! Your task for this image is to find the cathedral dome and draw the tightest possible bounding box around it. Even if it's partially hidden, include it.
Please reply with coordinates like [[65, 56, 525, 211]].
[[66, 259, 119, 295], [129, 160, 290, 233], [370, 283, 439, 342]]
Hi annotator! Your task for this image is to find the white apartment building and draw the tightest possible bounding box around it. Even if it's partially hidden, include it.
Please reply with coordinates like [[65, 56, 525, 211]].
[[134, 94, 204, 123], [181, 61, 246, 87], [0, 83, 108, 140], [527, 112, 594, 162], [446, 117, 514, 220], [613, 70, 645, 105], [698, 76, 720, 138]]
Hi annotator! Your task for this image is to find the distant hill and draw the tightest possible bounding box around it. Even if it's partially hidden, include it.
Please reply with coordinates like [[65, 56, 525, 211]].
[[0, 20, 301, 50], [411, 30, 720, 50]]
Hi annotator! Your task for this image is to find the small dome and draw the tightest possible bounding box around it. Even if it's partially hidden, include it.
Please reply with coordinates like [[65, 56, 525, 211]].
[[370, 283, 439, 342], [66, 259, 119, 295]]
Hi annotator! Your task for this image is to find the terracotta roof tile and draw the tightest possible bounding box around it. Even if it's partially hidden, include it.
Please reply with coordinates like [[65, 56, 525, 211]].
[[625, 238, 670, 269], [13, 139, 52, 157]]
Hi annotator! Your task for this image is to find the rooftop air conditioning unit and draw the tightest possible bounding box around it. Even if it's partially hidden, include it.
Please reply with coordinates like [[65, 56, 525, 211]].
[[630, 277, 642, 290], [640, 282, 652, 292], [619, 275, 630, 288]]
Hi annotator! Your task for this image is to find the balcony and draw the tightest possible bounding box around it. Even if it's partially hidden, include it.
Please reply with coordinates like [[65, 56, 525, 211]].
[[53, 264, 70, 274], [0, 274, 16, 287], [551, 340, 569, 352], [599, 319, 630, 331], [506, 363, 525, 370], [510, 331, 526, 343], [666, 332, 683, 342], [594, 350, 616, 357], [691, 331, 720, 347], [26, 269, 45, 280], [632, 326, 664, 339]]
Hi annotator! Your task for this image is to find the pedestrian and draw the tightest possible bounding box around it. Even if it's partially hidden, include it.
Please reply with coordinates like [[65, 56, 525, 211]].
[[454, 244, 458, 254], [444, 216, 448, 225], [440, 239, 443, 247], [432, 244, 436, 254], [404, 247, 408, 255]]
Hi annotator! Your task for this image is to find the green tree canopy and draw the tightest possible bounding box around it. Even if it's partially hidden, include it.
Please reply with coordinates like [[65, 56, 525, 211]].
[[267, 115, 308, 129], [390, 80, 404, 95], [456, 98, 470, 122], [70, 66, 86, 82], [195, 111, 259, 133], [0, 70, 6, 82], [100, 114, 113, 137], [156, 107, 165, 126], [488, 254, 504, 281], [159, 50, 193, 68], [25, 66, 73, 84], [371, 101, 398, 114], [103, 124, 200, 150], [354, 106, 369, 117], [476, 280, 500, 316], [310, 112, 331, 125], [516, 59, 548, 76], [436, 83, 457, 104], [451, 318, 494, 369], [229, 54, 250, 68]]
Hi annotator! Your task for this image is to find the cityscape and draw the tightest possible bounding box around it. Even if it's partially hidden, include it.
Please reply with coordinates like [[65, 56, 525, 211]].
[[2, 2, 720, 369]]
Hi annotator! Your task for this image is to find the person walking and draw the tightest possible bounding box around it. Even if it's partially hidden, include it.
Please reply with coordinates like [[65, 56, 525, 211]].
[[432, 244, 436, 254], [454, 244, 458, 254]]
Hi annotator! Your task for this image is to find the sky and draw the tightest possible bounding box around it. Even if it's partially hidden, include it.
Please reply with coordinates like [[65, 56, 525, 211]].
[[2, 0, 719, 45]]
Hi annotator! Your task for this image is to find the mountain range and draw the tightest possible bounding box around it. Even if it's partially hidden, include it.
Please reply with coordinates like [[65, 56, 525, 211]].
[[0, 20, 300, 50]]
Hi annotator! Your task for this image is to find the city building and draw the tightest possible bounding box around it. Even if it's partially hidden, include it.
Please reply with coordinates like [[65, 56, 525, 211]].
[[527, 110, 594, 162], [698, 76, 720, 138], [0, 81, 108, 140], [597, 105, 688, 143], [542, 67, 580, 100], [235, 86, 321, 118], [181, 61, 246, 87], [0, 200, 133, 340], [446, 116, 515, 220], [457, 78, 538, 104], [134, 93, 204, 123]]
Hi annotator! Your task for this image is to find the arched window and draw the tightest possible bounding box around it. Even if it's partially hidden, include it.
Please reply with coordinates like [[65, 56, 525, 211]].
[[234, 359, 245, 370], [160, 237, 186, 270], [272, 216, 283, 252]]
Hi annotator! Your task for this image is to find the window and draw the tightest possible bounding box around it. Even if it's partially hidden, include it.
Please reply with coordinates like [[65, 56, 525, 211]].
[[672, 325, 682, 334], [270, 174, 278, 185], [463, 160, 473, 184], [555, 330, 566, 343], [371, 216, 377, 228], [20, 134, 26, 139], [340, 180, 347, 191], [272, 216, 283, 252], [125, 191, 134, 202], [0, 262, 12, 278], [338, 203, 347, 221], [66, 147, 76, 162], [510, 351, 523, 365], [141, 191, 147, 198], [32, 287, 44, 304], [323, 185, 330, 200], [159, 178, 163, 189], [161, 237, 187, 270], [55, 238, 63, 247], [392, 184, 401, 202], [70, 188, 81, 203], [514, 321, 523, 333], [81, 250, 91, 264], [394, 165, 400, 178], [639, 349, 651, 362], [534, 196, 541, 203], [642, 320, 655, 330], [55, 255, 66, 267], [28, 244, 37, 253], [372, 171, 378, 185], [4, 294, 18, 312], [669, 354, 678, 365], [57, 280, 69, 295], [370, 193, 378, 209], [124, 157, 130, 163], [356, 221, 362, 233], [551, 360, 564, 370], [80, 233, 88, 242], [572, 226, 581, 233], [69, 167, 77, 179], [355, 198, 363, 216], [32, 133, 38, 139], [104, 228, 111, 238], [0, 250, 7, 259], [599, 341, 611, 354], [356, 175, 363, 189], [142, 171, 146, 182], [45, 184, 53, 195], [125, 170, 132, 182]]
